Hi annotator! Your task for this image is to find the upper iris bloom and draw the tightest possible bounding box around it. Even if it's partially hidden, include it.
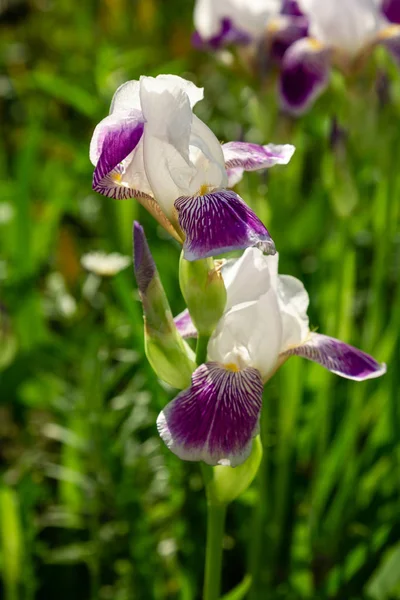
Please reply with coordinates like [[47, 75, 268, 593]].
[[280, 0, 400, 114], [90, 74, 294, 261], [157, 248, 386, 467], [192, 0, 308, 60]]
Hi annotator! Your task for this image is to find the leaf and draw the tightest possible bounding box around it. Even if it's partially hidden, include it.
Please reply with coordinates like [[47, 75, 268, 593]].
[[366, 543, 400, 599], [221, 575, 252, 600]]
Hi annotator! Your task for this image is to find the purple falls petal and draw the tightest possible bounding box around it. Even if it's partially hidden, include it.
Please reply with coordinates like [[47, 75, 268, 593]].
[[175, 189, 276, 261], [192, 18, 252, 50], [222, 141, 295, 186], [382, 0, 400, 24], [93, 117, 145, 199], [379, 24, 400, 66], [269, 17, 309, 64], [279, 38, 332, 115], [157, 362, 263, 466], [281, 0, 304, 17], [133, 221, 156, 294], [281, 332, 386, 381], [174, 309, 198, 339]]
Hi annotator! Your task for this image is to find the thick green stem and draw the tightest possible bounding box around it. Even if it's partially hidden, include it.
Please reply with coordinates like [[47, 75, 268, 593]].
[[196, 334, 210, 366], [203, 502, 227, 600]]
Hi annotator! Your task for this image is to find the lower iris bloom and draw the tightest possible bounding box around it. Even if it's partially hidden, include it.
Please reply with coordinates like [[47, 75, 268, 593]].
[[90, 74, 294, 261], [280, 0, 400, 114], [157, 248, 386, 467]]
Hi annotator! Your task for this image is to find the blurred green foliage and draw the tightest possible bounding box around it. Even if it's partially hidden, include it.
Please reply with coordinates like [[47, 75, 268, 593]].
[[0, 0, 399, 598]]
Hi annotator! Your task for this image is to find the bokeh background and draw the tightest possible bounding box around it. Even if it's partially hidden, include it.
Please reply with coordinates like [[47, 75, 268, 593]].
[[1, 0, 400, 598]]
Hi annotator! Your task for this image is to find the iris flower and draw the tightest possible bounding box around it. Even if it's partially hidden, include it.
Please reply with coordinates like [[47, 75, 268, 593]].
[[90, 74, 294, 261], [193, 0, 307, 61], [154, 248, 386, 467], [280, 0, 400, 114]]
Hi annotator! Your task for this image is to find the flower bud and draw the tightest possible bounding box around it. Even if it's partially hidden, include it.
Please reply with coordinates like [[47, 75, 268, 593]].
[[179, 255, 227, 336], [205, 436, 263, 505], [133, 222, 196, 389]]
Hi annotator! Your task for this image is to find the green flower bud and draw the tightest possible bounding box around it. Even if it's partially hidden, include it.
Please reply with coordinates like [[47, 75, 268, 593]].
[[133, 222, 196, 389], [204, 436, 263, 506], [179, 254, 227, 336]]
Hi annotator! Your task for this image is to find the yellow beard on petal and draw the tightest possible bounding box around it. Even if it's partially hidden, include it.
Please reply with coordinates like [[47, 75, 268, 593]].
[[111, 171, 123, 183], [224, 363, 240, 372]]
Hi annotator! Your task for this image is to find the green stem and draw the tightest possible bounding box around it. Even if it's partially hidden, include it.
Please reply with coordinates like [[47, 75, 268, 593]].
[[203, 502, 227, 600], [196, 334, 210, 365]]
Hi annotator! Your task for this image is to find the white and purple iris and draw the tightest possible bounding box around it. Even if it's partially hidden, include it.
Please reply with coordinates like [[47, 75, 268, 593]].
[[152, 247, 386, 467], [280, 0, 400, 114], [90, 74, 294, 262], [193, 0, 308, 62]]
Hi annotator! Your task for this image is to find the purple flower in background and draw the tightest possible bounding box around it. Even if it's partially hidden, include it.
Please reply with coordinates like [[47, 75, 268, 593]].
[[382, 0, 400, 24], [90, 74, 295, 261], [159, 248, 386, 466], [193, 0, 308, 58], [280, 0, 400, 114]]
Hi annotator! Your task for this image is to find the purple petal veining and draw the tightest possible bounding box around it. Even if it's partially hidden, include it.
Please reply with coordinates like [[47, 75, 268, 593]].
[[93, 117, 145, 199], [222, 141, 295, 185], [175, 189, 276, 261], [157, 362, 263, 466], [281, 333, 386, 381]]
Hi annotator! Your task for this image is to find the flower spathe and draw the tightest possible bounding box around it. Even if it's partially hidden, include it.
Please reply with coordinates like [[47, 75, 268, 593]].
[[158, 248, 386, 467], [280, 0, 400, 113], [90, 74, 295, 260]]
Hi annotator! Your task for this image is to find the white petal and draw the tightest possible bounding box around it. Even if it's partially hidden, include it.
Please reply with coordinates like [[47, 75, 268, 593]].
[[194, 0, 281, 39], [208, 290, 282, 379], [188, 114, 228, 193], [110, 80, 141, 114], [140, 75, 196, 216], [297, 0, 385, 55], [221, 247, 274, 310], [277, 274, 310, 351]]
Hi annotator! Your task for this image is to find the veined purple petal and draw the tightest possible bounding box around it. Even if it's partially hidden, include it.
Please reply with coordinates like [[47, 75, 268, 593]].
[[281, 333, 386, 381], [382, 0, 400, 24], [174, 309, 198, 339], [379, 24, 400, 66], [279, 38, 332, 115], [157, 362, 263, 466], [133, 221, 156, 294], [175, 189, 276, 261], [192, 18, 252, 50], [222, 141, 295, 186], [93, 117, 145, 199]]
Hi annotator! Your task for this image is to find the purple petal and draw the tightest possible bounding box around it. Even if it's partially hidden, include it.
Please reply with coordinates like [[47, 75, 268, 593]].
[[281, 333, 386, 381], [222, 141, 295, 186], [133, 221, 156, 294], [382, 0, 400, 24], [157, 362, 263, 466], [175, 189, 276, 261], [192, 18, 252, 50], [174, 309, 198, 339], [379, 25, 400, 66], [281, 0, 304, 17], [279, 38, 332, 115], [93, 116, 145, 199], [269, 17, 309, 64]]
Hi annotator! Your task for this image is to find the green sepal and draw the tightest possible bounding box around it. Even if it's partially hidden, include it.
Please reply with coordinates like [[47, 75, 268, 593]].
[[179, 253, 227, 336]]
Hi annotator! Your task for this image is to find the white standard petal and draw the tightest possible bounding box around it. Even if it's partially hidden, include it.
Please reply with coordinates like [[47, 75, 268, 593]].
[[140, 75, 197, 216], [221, 247, 274, 310], [297, 0, 385, 55], [276, 274, 310, 351], [208, 290, 283, 380], [188, 114, 228, 194]]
